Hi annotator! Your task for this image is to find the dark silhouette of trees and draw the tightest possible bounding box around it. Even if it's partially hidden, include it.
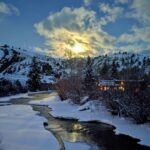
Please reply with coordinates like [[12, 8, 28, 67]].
[[0, 78, 27, 96], [27, 57, 41, 91], [111, 60, 118, 79], [15, 80, 24, 93], [99, 60, 109, 79], [42, 63, 53, 75], [83, 56, 97, 98]]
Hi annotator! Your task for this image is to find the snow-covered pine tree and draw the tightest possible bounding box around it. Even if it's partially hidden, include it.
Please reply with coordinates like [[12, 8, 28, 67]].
[[111, 60, 118, 79], [99, 60, 109, 79], [27, 57, 41, 91], [15, 80, 23, 93], [42, 63, 53, 75], [83, 56, 97, 98]]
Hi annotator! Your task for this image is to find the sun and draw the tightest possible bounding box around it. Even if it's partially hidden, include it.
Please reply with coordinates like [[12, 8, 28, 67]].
[[72, 43, 84, 53]]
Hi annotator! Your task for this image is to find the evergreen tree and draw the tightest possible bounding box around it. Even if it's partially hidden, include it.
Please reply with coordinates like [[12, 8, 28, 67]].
[[42, 63, 53, 75], [83, 56, 96, 98], [15, 80, 23, 93], [111, 60, 118, 79], [143, 57, 146, 66], [27, 57, 41, 91], [99, 60, 109, 79], [3, 44, 9, 49]]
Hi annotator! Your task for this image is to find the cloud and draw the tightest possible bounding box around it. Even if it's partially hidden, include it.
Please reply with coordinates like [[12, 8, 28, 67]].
[[83, 0, 92, 6], [0, 2, 20, 16], [117, 0, 150, 52], [99, 3, 124, 25], [34, 1, 149, 56], [126, 0, 150, 25], [35, 7, 116, 58], [115, 0, 129, 4], [117, 43, 150, 53], [119, 26, 150, 43]]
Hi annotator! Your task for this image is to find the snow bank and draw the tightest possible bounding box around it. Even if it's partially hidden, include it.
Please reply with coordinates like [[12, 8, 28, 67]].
[[0, 73, 29, 85], [27, 90, 52, 96], [0, 97, 91, 150], [0, 105, 59, 150], [41, 75, 55, 84], [0, 93, 29, 102], [30, 92, 150, 147]]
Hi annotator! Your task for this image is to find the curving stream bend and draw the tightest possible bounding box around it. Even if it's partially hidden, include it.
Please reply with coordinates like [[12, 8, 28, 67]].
[[0, 93, 150, 150]]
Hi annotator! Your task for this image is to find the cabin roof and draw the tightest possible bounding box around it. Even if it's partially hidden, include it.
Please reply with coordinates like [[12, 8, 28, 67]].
[[99, 79, 144, 86]]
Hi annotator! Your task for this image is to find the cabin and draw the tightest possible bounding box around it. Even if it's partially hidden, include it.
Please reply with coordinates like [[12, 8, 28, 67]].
[[98, 80, 116, 91], [98, 79, 145, 91]]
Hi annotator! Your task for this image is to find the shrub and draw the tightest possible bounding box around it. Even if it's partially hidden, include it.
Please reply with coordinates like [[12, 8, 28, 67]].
[[55, 75, 83, 104], [101, 89, 150, 123]]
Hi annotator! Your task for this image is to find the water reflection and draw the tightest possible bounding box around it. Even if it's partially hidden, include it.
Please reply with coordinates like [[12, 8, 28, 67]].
[[32, 105, 99, 149], [32, 105, 150, 150]]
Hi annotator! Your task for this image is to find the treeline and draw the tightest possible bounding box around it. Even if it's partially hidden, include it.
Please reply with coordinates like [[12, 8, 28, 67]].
[[0, 56, 55, 96], [0, 79, 27, 97], [95, 53, 150, 80], [56, 56, 150, 124], [101, 83, 150, 123], [56, 56, 98, 104]]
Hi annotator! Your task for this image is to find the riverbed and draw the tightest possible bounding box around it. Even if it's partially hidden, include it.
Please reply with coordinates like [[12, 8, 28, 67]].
[[0, 93, 149, 150]]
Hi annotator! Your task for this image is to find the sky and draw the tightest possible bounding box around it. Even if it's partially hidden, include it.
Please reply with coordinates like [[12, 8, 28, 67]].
[[0, 0, 150, 57]]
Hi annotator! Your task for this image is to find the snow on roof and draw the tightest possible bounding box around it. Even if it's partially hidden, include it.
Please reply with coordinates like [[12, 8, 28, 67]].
[[99, 80, 115, 86]]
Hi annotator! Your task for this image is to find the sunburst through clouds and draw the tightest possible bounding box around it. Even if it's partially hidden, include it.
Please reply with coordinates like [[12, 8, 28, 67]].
[[35, 7, 115, 58]]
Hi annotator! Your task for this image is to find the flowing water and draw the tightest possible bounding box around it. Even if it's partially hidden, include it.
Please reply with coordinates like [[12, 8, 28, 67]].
[[0, 93, 150, 150]]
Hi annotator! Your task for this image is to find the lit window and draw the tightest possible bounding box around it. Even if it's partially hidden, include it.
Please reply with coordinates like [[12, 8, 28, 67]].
[[121, 81, 124, 85]]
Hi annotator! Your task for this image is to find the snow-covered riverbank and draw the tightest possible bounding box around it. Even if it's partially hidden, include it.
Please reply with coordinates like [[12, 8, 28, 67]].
[[0, 90, 53, 102], [0, 93, 29, 102], [30, 92, 150, 147], [0, 105, 60, 150], [0, 95, 91, 150]]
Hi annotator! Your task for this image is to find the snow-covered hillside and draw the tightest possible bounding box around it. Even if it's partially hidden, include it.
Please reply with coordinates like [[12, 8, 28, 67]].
[[0, 45, 150, 85], [0, 45, 65, 85], [93, 52, 150, 77]]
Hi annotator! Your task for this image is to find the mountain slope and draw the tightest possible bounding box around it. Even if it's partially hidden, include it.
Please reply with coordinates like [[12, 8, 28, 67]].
[[93, 52, 150, 79], [0, 45, 150, 85], [0, 45, 65, 85]]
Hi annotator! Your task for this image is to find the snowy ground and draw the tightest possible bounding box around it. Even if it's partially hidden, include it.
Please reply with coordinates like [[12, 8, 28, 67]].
[[0, 105, 59, 150], [0, 93, 29, 102], [27, 90, 52, 95], [30, 92, 150, 147], [0, 74, 29, 86], [0, 98, 91, 150]]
